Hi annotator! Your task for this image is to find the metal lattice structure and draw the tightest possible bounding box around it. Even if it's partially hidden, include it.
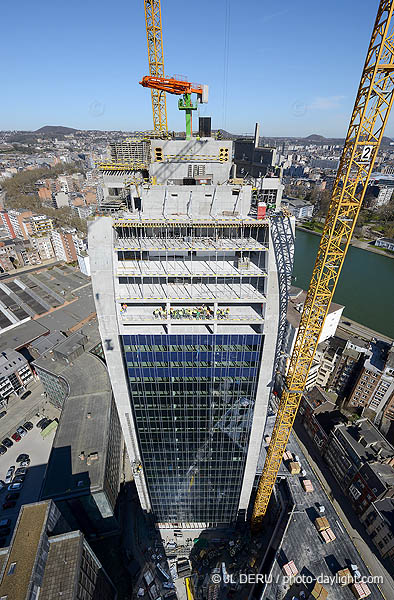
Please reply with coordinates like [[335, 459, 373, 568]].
[[252, 0, 394, 529], [144, 0, 168, 133]]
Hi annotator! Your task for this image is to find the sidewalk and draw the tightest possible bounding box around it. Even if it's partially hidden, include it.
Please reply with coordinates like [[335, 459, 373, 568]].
[[293, 420, 394, 600]]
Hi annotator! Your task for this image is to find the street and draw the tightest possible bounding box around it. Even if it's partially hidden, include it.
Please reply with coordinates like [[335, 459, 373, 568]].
[[293, 419, 394, 600]]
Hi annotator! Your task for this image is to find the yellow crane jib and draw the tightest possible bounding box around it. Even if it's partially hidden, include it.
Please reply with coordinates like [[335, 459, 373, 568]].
[[251, 0, 394, 531], [144, 0, 168, 133]]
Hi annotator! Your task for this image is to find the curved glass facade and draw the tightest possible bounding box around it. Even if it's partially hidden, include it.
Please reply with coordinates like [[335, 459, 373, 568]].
[[122, 333, 262, 525]]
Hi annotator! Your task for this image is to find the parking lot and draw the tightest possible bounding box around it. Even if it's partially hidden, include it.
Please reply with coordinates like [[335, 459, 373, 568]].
[[0, 380, 59, 443], [0, 416, 56, 547]]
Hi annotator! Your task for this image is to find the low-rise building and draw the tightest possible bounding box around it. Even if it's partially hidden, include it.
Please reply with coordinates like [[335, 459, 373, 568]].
[[283, 197, 314, 219], [375, 237, 394, 251], [0, 500, 117, 599], [298, 386, 346, 452], [0, 348, 33, 402], [34, 323, 122, 537], [283, 288, 344, 389], [54, 190, 70, 208]]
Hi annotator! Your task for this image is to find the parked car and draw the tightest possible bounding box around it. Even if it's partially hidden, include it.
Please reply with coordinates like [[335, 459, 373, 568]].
[[15, 468, 27, 477], [7, 482, 22, 491], [2, 439, 13, 448], [0, 411, 6, 419], [11, 433, 21, 442], [0, 519, 10, 529], [2, 501, 16, 510], [14, 467, 27, 477], [20, 460, 30, 467], [5, 467, 15, 484], [20, 391, 31, 400], [16, 454, 29, 463], [16, 427, 27, 438], [5, 493, 19, 501], [13, 476, 25, 484], [36, 418, 47, 428], [0, 446, 7, 456], [23, 422, 33, 431], [39, 419, 52, 430]]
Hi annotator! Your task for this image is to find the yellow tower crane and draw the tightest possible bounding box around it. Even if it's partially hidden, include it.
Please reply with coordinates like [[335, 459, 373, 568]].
[[252, 0, 394, 530], [144, 0, 168, 133]]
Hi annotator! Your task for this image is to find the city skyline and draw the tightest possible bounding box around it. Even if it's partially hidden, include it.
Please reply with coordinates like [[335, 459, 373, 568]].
[[2, 0, 393, 137]]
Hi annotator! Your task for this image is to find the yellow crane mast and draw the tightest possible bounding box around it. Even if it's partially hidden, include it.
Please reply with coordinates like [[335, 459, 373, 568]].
[[144, 0, 168, 133], [252, 0, 394, 530]]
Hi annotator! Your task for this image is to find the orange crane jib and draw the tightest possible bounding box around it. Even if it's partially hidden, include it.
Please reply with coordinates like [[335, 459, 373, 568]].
[[140, 75, 204, 96]]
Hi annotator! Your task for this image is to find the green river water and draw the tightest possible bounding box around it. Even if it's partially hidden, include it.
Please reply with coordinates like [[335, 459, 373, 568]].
[[292, 228, 394, 339]]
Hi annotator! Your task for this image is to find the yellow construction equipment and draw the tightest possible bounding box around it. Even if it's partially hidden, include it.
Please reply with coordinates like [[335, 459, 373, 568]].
[[144, 0, 168, 133], [252, 0, 394, 530]]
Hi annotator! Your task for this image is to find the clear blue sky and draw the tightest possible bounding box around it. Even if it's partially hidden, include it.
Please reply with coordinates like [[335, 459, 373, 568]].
[[1, 0, 392, 138]]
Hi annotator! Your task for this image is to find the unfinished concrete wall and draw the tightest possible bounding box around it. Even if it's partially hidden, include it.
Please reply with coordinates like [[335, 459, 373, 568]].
[[88, 216, 151, 512], [238, 221, 281, 512], [150, 139, 232, 185]]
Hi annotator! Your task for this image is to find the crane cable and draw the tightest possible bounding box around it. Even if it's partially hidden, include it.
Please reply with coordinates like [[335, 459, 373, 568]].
[[222, 0, 231, 131]]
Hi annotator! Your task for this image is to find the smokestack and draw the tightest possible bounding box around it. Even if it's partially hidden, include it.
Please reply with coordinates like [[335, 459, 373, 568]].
[[254, 122, 260, 148]]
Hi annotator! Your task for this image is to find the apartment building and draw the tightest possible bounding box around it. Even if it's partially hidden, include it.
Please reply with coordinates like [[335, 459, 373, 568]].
[[361, 497, 394, 562], [283, 197, 314, 220], [30, 234, 55, 260], [329, 337, 369, 398], [348, 342, 394, 417], [21, 214, 54, 238], [0, 210, 15, 238], [51, 228, 78, 262], [283, 288, 344, 389], [0, 348, 33, 402], [325, 419, 394, 515], [7, 209, 33, 239], [297, 386, 346, 452]]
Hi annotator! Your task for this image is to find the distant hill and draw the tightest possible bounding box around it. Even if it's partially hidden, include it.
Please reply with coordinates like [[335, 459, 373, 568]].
[[305, 134, 326, 142], [303, 133, 392, 145], [35, 125, 77, 135], [7, 125, 78, 144]]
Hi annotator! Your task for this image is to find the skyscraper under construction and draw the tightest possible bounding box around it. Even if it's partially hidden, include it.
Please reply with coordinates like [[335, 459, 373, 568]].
[[89, 129, 293, 532]]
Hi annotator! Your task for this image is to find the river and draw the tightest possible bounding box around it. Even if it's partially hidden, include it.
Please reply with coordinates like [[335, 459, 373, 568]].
[[292, 228, 394, 339]]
